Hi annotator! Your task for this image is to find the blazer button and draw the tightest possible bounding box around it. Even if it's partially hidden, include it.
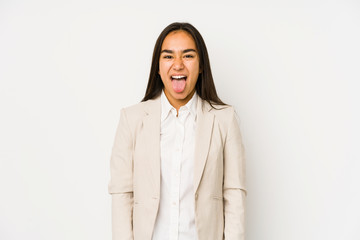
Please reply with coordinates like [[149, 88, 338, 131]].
[[195, 194, 198, 200]]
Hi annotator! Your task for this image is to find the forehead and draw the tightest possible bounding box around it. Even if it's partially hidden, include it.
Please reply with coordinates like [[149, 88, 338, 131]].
[[161, 30, 197, 50]]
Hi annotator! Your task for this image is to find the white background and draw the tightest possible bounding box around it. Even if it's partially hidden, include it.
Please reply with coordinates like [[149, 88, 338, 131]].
[[1, 0, 359, 239]]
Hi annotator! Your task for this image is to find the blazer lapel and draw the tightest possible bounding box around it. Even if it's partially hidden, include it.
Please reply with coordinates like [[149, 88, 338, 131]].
[[142, 96, 161, 198], [193, 97, 214, 195]]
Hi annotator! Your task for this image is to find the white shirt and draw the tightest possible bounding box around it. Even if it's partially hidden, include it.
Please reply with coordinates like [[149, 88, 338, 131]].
[[152, 90, 198, 240]]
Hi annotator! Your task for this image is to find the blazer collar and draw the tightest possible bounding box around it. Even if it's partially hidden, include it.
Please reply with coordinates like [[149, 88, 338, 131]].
[[144, 94, 161, 115]]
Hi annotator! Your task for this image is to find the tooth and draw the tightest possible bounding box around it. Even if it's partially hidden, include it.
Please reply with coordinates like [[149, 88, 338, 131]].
[[172, 75, 185, 79]]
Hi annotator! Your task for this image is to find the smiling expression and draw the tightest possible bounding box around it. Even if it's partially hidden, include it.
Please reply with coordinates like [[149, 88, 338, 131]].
[[159, 30, 200, 110]]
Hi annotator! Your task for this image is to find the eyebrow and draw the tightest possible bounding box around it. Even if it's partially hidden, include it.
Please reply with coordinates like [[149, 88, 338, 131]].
[[160, 49, 197, 54]]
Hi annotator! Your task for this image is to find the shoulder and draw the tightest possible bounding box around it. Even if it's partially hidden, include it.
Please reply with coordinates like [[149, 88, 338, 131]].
[[209, 103, 235, 115], [202, 100, 240, 132], [208, 102, 235, 123], [121, 98, 160, 123], [122, 101, 146, 117]]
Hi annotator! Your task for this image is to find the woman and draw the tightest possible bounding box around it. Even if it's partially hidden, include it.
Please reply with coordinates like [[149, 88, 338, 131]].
[[109, 22, 246, 240]]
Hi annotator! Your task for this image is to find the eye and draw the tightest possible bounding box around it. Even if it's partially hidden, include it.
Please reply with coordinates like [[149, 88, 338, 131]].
[[184, 54, 194, 58], [163, 55, 173, 59]]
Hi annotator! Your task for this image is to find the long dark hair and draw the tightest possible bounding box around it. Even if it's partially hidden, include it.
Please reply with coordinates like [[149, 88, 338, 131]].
[[142, 22, 226, 107]]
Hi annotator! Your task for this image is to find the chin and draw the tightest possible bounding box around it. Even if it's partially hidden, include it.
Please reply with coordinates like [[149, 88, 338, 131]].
[[173, 91, 188, 98]]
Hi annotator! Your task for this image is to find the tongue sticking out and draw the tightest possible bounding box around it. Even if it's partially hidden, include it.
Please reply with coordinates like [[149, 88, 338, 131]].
[[172, 79, 186, 93]]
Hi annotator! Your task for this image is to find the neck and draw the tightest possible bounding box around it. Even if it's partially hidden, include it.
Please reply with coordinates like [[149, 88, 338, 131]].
[[164, 89, 196, 113]]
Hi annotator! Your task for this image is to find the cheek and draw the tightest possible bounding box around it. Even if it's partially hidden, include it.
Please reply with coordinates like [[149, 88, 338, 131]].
[[188, 66, 200, 79], [159, 62, 171, 76], [158, 65, 166, 79], [187, 61, 200, 74]]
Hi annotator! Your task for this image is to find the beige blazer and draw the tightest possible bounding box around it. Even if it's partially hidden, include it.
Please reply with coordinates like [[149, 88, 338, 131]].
[[108, 95, 246, 240]]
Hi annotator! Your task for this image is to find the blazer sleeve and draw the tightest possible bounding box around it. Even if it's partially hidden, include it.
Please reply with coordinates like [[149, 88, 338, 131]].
[[108, 108, 134, 240], [223, 108, 247, 240]]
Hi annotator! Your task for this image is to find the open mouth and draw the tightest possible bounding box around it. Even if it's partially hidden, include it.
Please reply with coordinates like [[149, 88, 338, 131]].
[[170, 75, 187, 93]]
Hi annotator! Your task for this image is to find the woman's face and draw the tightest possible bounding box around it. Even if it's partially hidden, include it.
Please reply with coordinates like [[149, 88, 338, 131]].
[[159, 30, 200, 109]]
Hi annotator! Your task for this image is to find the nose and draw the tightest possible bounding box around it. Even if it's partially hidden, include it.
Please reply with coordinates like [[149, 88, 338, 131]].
[[172, 57, 184, 70]]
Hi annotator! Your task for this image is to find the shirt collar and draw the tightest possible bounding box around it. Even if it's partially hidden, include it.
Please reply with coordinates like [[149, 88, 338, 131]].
[[160, 89, 198, 122]]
